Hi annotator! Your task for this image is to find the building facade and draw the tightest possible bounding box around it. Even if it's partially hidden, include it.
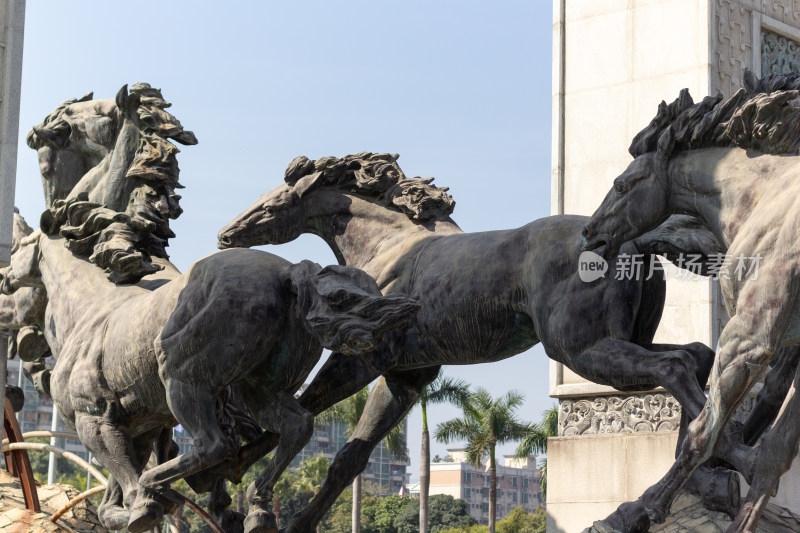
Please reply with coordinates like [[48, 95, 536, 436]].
[[425, 448, 543, 524]]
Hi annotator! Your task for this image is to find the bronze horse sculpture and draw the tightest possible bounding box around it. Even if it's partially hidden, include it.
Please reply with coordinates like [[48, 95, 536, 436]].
[[6, 229, 419, 533], [582, 71, 800, 532], [218, 152, 766, 532], [19, 87, 421, 533]]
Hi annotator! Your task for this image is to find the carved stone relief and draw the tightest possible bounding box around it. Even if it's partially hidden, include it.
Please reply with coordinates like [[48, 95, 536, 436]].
[[761, 28, 800, 74], [558, 394, 754, 436]]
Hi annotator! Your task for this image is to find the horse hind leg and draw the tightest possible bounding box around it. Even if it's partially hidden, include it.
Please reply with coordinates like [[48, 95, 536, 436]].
[[727, 362, 800, 533], [74, 413, 145, 530], [129, 381, 236, 533], [285, 367, 439, 533], [245, 393, 314, 533]]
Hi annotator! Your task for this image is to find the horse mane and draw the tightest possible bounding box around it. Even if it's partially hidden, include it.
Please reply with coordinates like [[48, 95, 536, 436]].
[[284, 152, 455, 222], [30, 83, 197, 284], [630, 69, 800, 158]]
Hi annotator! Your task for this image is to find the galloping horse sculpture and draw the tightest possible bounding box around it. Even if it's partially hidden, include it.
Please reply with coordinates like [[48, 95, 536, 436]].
[[582, 71, 800, 532], [19, 87, 420, 533], [217, 153, 762, 531]]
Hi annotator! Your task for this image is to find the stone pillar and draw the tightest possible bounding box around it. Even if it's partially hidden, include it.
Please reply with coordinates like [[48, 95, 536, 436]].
[[0, 0, 23, 267], [0, 0, 24, 451], [548, 2, 800, 532]]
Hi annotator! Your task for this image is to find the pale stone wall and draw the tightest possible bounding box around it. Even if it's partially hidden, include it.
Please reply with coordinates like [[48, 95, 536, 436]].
[[546, 433, 679, 533], [550, 0, 715, 398]]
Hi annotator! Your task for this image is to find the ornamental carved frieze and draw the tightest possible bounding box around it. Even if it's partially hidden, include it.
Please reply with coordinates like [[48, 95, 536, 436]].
[[761, 29, 800, 75], [558, 394, 754, 436]]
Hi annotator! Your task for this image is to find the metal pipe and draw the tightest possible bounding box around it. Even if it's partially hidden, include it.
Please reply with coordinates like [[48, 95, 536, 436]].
[[47, 407, 58, 484], [2, 442, 107, 485]]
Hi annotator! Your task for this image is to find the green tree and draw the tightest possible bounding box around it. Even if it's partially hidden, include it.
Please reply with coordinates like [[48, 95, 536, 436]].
[[393, 494, 476, 533], [496, 506, 546, 533], [434, 388, 531, 533], [363, 494, 414, 533], [417, 372, 470, 533], [515, 405, 558, 502], [318, 385, 408, 533], [294, 455, 330, 533], [439, 526, 489, 533]]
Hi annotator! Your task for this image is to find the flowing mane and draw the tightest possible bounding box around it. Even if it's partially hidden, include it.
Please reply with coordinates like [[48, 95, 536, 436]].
[[285, 152, 455, 222], [630, 69, 800, 158], [28, 83, 197, 283]]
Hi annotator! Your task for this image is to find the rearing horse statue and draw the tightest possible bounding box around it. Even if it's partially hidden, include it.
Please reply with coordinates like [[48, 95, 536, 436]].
[[218, 152, 766, 532], [582, 70, 800, 533], [20, 87, 421, 533]]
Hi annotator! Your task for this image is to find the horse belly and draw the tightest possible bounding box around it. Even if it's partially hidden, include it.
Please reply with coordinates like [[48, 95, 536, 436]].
[[415, 304, 537, 365]]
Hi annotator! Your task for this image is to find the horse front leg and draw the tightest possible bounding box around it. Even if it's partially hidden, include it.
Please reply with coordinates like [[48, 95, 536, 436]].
[[285, 367, 440, 533], [568, 338, 748, 518], [186, 350, 393, 494], [604, 309, 779, 532], [299, 350, 397, 415], [244, 393, 315, 533], [727, 362, 800, 533]]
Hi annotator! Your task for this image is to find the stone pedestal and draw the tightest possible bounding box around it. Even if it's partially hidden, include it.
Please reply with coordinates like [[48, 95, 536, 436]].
[[549, 1, 800, 531]]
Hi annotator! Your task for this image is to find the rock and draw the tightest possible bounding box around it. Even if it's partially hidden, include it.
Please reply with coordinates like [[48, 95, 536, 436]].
[[0, 470, 107, 532]]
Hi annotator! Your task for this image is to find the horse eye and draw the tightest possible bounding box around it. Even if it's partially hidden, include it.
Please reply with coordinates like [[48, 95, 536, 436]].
[[614, 182, 627, 194], [264, 205, 276, 215]]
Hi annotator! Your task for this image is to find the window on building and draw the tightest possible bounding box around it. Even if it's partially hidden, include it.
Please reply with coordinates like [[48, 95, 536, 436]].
[[464, 472, 472, 484], [522, 477, 529, 489], [512, 477, 518, 488], [512, 492, 517, 503], [522, 493, 529, 504]]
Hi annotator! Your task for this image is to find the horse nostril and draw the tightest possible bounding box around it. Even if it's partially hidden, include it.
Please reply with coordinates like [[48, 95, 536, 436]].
[[581, 227, 590, 240]]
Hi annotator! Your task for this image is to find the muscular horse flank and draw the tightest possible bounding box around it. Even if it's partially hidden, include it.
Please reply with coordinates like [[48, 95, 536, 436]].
[[582, 69, 800, 533], [217, 152, 791, 532]]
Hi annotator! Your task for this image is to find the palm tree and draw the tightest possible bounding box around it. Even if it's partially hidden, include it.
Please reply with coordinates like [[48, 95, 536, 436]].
[[318, 385, 408, 533], [515, 405, 558, 502], [417, 372, 470, 533], [296, 455, 330, 533], [434, 388, 531, 533]]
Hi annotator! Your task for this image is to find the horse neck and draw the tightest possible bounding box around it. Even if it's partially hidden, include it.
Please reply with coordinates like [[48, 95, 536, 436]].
[[668, 147, 798, 246], [304, 191, 462, 275], [38, 236, 139, 336]]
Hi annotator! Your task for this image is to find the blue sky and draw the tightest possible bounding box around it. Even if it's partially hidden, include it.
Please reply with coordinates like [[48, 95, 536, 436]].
[[14, 1, 554, 480]]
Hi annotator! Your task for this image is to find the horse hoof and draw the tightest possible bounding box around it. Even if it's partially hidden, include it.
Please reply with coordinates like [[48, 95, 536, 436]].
[[604, 502, 650, 533], [244, 509, 278, 533], [695, 467, 741, 519], [127, 499, 164, 533], [98, 506, 130, 530]]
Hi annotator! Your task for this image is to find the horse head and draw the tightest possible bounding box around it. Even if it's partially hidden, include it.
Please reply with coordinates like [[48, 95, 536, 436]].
[[217, 169, 324, 249], [581, 150, 672, 260], [28, 84, 197, 210], [218, 152, 455, 250], [288, 260, 420, 355]]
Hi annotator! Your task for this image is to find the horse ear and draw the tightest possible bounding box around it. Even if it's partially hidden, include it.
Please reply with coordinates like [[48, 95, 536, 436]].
[[115, 84, 140, 114], [657, 126, 676, 160], [31, 126, 69, 150], [293, 171, 325, 198], [115, 85, 128, 109]]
